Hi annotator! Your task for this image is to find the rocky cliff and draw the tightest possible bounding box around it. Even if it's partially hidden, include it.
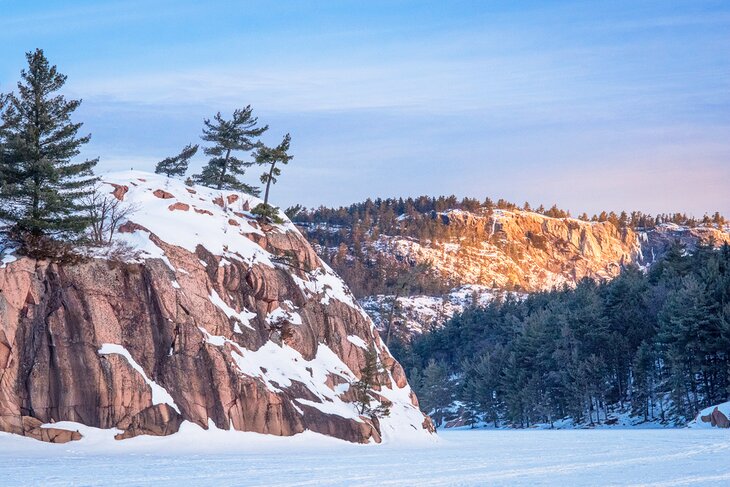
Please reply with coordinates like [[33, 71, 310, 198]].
[[303, 208, 730, 339], [0, 172, 433, 444], [381, 210, 637, 292], [365, 209, 730, 293]]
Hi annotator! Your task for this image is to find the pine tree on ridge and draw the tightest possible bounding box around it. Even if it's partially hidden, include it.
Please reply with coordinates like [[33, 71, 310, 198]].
[[155, 143, 198, 177], [255, 132, 293, 207], [194, 106, 267, 195]]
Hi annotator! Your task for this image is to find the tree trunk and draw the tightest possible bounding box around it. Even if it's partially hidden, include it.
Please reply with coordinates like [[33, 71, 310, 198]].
[[217, 148, 231, 190], [263, 162, 275, 206], [385, 283, 407, 346], [587, 397, 593, 425]]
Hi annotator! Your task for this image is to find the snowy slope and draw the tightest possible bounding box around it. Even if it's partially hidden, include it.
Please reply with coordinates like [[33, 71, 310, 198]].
[[360, 285, 514, 336]]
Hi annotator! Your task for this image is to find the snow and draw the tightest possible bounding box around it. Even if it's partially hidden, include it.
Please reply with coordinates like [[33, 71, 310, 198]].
[[294, 263, 365, 312], [265, 305, 303, 326], [198, 327, 374, 423], [0, 250, 17, 268], [3, 429, 730, 486], [361, 285, 513, 336], [347, 334, 369, 349], [229, 341, 353, 393], [0, 221, 16, 268], [103, 171, 275, 269], [197, 327, 424, 436], [209, 288, 256, 330], [98, 344, 180, 413]]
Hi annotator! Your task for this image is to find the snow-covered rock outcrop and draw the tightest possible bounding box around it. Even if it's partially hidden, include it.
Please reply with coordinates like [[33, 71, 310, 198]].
[[0, 171, 434, 444], [690, 402, 730, 429]]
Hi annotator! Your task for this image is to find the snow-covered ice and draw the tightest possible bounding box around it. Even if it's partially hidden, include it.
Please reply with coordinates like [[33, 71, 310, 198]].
[[2, 428, 730, 486]]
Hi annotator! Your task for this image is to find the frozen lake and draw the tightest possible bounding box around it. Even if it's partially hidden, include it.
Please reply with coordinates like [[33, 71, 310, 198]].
[[1, 426, 730, 486]]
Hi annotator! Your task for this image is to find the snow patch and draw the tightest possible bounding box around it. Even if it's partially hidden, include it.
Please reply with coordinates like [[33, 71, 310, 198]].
[[209, 288, 256, 330], [102, 171, 275, 269], [347, 335, 369, 349], [266, 306, 303, 326], [98, 343, 180, 413]]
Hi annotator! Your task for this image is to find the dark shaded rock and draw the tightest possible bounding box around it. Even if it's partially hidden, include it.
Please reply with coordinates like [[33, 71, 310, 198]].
[[115, 404, 184, 440]]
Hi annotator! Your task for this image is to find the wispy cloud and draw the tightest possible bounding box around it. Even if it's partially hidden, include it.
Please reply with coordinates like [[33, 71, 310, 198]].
[[2, 0, 728, 216]]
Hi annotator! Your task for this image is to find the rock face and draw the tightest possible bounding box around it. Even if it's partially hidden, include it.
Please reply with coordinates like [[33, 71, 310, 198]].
[[0, 171, 432, 444], [638, 223, 730, 265], [700, 407, 730, 428], [371, 210, 639, 292], [366, 210, 730, 293], [693, 401, 730, 429], [304, 209, 730, 340]]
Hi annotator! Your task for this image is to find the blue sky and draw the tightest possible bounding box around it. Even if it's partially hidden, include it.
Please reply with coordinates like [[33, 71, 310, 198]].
[[1, 0, 729, 216]]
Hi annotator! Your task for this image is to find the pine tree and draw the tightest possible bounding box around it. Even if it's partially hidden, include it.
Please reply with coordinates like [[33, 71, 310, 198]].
[[461, 351, 503, 427], [713, 212, 725, 229], [255, 133, 293, 207], [284, 204, 303, 221], [631, 341, 655, 421], [194, 106, 267, 194], [353, 345, 391, 419], [155, 143, 198, 177], [0, 49, 98, 251], [420, 359, 452, 426], [657, 276, 720, 417]]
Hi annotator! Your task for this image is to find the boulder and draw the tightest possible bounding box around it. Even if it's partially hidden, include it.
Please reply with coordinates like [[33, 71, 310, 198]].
[[168, 202, 190, 212], [153, 189, 174, 199], [701, 407, 730, 428]]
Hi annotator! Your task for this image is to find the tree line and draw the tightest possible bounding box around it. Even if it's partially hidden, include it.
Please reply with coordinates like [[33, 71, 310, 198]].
[[396, 242, 730, 428], [0, 49, 294, 259], [296, 195, 727, 234], [296, 194, 726, 299]]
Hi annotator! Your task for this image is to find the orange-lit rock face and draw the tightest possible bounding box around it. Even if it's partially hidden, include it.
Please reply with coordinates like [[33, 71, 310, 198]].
[[372, 210, 730, 293], [373, 210, 638, 292], [0, 171, 432, 445]]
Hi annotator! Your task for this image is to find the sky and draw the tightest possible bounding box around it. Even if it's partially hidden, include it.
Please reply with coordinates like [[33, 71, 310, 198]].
[[1, 0, 729, 217]]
